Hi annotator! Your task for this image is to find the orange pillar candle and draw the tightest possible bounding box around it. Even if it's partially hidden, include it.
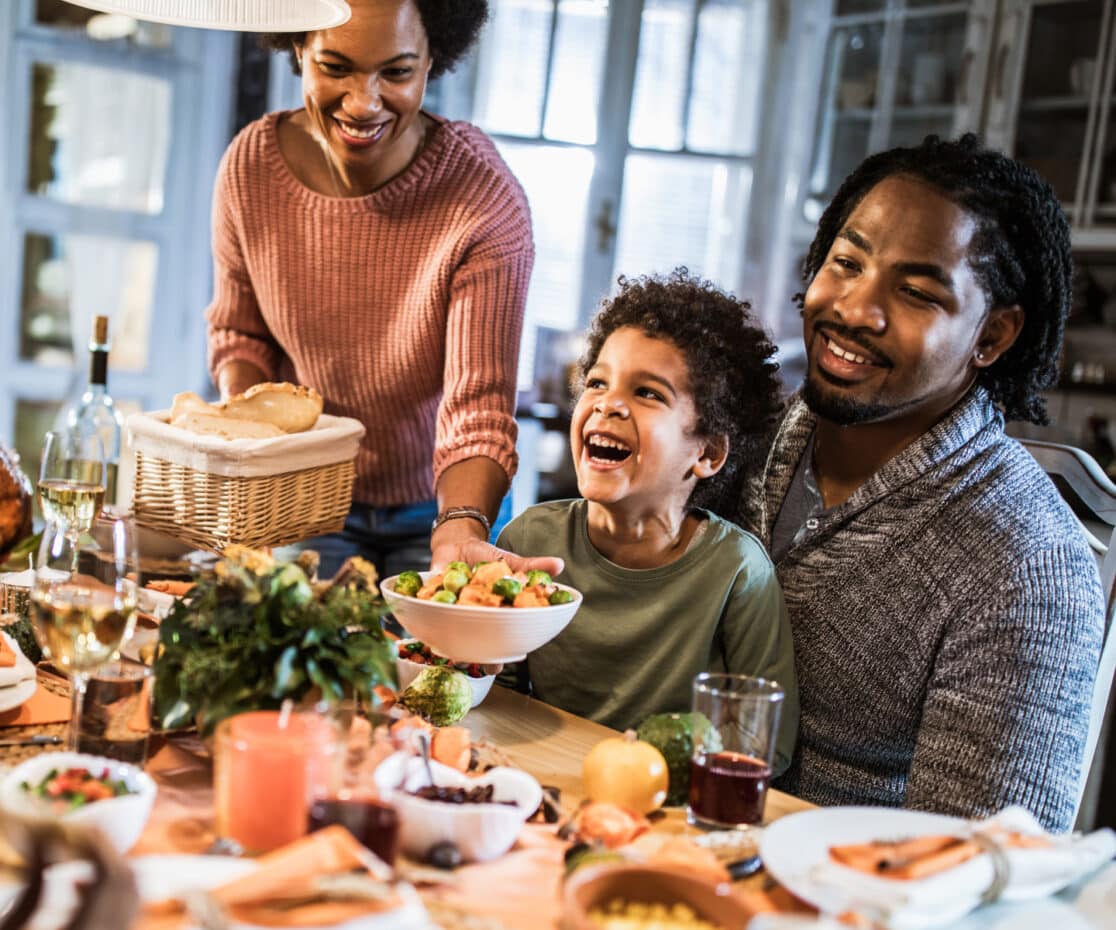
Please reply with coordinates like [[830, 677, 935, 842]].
[[214, 710, 338, 854]]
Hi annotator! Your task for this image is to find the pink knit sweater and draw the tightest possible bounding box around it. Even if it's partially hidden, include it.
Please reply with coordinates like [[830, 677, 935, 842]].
[[206, 111, 533, 506]]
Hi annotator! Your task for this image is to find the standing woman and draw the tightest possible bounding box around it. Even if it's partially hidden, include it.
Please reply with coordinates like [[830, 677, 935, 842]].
[[206, 0, 560, 578]]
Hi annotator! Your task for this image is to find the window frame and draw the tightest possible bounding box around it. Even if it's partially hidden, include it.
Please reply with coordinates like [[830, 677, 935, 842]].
[[0, 0, 238, 451]]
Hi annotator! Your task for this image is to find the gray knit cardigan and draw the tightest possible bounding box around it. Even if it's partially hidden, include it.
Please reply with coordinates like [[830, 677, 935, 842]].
[[756, 387, 1105, 832]]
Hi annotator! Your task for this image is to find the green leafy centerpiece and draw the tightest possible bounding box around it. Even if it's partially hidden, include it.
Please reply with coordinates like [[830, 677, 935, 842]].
[[154, 546, 396, 735]]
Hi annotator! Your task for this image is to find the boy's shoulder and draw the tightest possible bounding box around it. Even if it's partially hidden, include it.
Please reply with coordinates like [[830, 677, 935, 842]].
[[698, 511, 774, 568], [499, 499, 583, 544]]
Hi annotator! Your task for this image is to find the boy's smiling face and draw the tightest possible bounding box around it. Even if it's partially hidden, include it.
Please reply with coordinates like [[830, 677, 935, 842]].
[[571, 326, 723, 513]]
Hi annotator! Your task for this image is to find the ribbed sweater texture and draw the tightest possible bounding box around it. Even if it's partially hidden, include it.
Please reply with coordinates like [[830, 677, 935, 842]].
[[205, 111, 534, 506], [756, 388, 1105, 832]]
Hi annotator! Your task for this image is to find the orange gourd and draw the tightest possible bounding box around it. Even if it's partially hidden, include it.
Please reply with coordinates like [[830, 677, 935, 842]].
[[581, 729, 669, 814]]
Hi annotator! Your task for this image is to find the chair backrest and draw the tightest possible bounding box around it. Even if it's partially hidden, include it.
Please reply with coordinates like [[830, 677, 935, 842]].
[[1020, 439, 1116, 823]]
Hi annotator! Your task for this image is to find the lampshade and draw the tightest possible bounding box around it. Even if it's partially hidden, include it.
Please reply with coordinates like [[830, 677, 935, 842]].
[[60, 0, 351, 31]]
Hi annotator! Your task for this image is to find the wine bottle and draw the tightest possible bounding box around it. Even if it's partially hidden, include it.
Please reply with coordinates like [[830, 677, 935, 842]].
[[54, 315, 124, 508]]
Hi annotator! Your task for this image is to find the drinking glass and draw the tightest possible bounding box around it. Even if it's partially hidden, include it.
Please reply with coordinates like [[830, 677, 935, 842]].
[[306, 704, 401, 865], [38, 430, 107, 540], [30, 516, 140, 750], [687, 673, 784, 829], [214, 709, 341, 855]]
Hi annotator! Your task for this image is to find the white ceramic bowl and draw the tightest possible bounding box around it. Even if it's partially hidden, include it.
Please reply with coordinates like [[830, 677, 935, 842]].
[[395, 640, 495, 709], [0, 752, 157, 853], [374, 752, 542, 863], [382, 572, 582, 664]]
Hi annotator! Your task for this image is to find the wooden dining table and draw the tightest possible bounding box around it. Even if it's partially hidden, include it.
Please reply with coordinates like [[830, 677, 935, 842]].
[[2, 681, 1113, 929]]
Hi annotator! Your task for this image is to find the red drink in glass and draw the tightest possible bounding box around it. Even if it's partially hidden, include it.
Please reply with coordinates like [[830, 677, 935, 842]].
[[307, 797, 399, 865], [688, 750, 771, 826]]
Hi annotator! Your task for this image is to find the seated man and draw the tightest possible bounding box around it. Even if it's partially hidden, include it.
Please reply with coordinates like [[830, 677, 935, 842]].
[[750, 134, 1105, 832]]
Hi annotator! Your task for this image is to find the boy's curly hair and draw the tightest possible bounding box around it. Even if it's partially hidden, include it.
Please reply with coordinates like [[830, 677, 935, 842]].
[[578, 268, 782, 520], [261, 0, 488, 81]]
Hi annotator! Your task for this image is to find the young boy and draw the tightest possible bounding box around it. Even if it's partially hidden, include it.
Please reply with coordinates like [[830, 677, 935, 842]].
[[497, 269, 798, 774]]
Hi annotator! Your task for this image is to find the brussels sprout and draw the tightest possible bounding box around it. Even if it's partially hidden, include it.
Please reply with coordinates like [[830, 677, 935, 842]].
[[526, 570, 552, 587], [394, 570, 422, 597], [398, 666, 472, 725], [491, 576, 522, 602], [445, 561, 470, 575], [441, 568, 469, 594], [431, 590, 458, 604], [548, 589, 574, 606]]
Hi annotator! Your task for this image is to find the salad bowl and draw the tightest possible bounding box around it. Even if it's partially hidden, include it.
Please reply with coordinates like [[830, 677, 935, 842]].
[[382, 571, 582, 664], [0, 752, 157, 852]]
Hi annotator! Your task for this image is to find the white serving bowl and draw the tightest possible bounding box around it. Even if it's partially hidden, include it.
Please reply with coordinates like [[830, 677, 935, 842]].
[[382, 573, 582, 664], [395, 640, 495, 709], [374, 752, 542, 863], [0, 752, 157, 853]]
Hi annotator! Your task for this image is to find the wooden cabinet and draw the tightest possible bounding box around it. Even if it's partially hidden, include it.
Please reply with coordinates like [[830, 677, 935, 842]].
[[985, 0, 1116, 250], [802, 0, 997, 227]]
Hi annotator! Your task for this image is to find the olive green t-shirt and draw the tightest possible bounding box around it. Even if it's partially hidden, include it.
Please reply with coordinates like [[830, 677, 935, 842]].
[[496, 499, 798, 774]]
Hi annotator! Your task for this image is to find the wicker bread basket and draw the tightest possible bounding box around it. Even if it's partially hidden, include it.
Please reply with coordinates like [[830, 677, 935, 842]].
[[127, 411, 365, 552]]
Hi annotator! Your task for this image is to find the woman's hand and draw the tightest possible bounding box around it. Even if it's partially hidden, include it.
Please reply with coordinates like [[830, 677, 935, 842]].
[[429, 517, 563, 577]]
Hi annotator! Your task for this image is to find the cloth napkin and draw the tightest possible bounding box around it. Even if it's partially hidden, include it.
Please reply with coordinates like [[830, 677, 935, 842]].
[[0, 676, 71, 726], [803, 807, 1116, 929], [0, 631, 37, 687]]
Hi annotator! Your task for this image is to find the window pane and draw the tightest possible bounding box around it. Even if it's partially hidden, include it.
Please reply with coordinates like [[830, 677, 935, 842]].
[[27, 61, 171, 213], [472, 0, 554, 137], [896, 12, 966, 107], [629, 0, 694, 151], [15, 399, 60, 503], [20, 232, 157, 372], [688, 0, 767, 155], [612, 154, 751, 292], [34, 0, 173, 47], [543, 0, 610, 144], [495, 142, 595, 386], [804, 22, 883, 218]]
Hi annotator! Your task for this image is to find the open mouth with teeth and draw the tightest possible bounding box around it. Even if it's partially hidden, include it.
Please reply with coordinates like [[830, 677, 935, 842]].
[[825, 337, 885, 366], [585, 434, 632, 465], [334, 118, 387, 144]]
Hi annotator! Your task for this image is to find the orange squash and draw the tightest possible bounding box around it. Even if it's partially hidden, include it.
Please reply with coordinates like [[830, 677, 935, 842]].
[[581, 729, 669, 814]]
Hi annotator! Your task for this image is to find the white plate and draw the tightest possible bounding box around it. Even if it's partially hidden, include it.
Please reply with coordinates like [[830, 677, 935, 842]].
[[0, 675, 36, 714], [0, 854, 435, 930], [133, 854, 435, 930], [761, 807, 979, 928]]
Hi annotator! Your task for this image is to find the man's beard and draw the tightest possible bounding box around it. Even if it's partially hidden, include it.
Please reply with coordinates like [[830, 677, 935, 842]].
[[802, 371, 892, 426]]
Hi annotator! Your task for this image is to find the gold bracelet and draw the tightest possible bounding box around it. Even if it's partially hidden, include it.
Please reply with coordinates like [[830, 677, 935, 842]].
[[431, 507, 492, 536]]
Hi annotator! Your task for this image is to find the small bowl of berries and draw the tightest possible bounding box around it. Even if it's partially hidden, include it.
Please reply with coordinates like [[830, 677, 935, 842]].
[[0, 752, 156, 853], [374, 751, 542, 863], [395, 639, 496, 710]]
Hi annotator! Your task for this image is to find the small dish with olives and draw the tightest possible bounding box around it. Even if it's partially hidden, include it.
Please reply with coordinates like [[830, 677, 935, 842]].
[[374, 752, 542, 863]]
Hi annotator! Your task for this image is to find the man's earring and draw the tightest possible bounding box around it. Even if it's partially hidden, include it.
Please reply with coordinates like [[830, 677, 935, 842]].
[[975, 349, 986, 362]]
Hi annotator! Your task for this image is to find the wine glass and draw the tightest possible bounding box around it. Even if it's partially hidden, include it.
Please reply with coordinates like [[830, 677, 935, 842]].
[[29, 516, 140, 750], [38, 430, 108, 541]]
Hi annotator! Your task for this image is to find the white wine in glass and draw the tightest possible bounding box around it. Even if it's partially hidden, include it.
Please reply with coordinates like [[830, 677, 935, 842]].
[[30, 517, 139, 750], [38, 431, 107, 538]]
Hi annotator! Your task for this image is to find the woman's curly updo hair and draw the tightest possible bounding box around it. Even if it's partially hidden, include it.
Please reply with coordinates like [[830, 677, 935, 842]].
[[801, 133, 1072, 425], [261, 0, 488, 81], [577, 268, 782, 520]]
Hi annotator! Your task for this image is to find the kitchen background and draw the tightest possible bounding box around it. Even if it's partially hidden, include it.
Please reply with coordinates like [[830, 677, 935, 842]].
[[1, 0, 1115, 504]]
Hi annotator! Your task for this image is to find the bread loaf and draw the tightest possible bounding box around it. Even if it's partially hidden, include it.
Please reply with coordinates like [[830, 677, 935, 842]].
[[217, 383, 324, 434], [167, 383, 323, 439]]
